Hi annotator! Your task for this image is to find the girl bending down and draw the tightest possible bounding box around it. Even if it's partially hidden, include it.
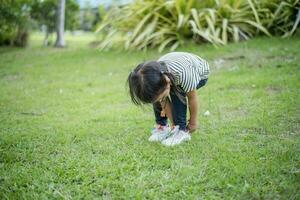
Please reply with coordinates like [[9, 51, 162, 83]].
[[127, 52, 210, 146]]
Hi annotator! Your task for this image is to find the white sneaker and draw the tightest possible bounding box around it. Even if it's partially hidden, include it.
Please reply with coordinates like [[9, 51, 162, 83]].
[[161, 126, 191, 146], [148, 125, 171, 142]]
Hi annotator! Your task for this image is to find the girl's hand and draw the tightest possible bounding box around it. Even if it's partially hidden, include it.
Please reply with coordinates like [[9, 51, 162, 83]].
[[187, 121, 198, 133]]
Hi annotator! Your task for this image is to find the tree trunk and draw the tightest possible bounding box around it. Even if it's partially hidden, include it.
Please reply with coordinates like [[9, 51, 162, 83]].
[[55, 0, 66, 47], [44, 26, 49, 47]]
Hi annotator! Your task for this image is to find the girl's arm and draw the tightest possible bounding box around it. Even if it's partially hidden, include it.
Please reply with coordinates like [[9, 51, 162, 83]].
[[186, 90, 198, 132]]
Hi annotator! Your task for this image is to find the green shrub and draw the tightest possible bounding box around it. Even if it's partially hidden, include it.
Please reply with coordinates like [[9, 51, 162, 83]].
[[259, 0, 300, 37], [96, 0, 300, 51], [189, 0, 271, 45], [0, 0, 31, 47]]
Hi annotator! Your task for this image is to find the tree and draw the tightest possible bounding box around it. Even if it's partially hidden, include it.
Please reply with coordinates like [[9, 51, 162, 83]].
[[31, 0, 79, 46], [31, 0, 56, 46], [0, 0, 31, 47], [55, 0, 66, 47]]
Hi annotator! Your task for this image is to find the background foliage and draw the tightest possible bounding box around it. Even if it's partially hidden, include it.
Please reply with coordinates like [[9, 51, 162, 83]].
[[0, 0, 80, 47], [96, 0, 300, 51], [0, 0, 31, 46], [31, 0, 79, 46]]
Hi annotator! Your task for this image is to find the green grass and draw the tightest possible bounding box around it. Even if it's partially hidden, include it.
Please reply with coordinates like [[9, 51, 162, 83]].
[[0, 33, 299, 199]]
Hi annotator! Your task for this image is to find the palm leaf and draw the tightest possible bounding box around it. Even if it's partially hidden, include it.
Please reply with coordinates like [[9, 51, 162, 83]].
[[131, 18, 158, 47], [158, 37, 176, 52], [247, 0, 260, 23], [232, 25, 240, 42], [243, 20, 271, 36], [189, 20, 213, 43], [222, 18, 228, 44], [177, 14, 185, 29], [129, 13, 153, 42], [284, 8, 300, 38], [191, 8, 201, 27], [97, 29, 117, 50], [170, 41, 180, 51]]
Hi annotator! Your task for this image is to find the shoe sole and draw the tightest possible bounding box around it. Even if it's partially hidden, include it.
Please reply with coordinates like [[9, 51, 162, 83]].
[[162, 137, 191, 146]]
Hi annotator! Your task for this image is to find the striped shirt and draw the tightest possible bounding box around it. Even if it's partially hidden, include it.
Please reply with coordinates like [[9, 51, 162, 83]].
[[158, 52, 210, 93]]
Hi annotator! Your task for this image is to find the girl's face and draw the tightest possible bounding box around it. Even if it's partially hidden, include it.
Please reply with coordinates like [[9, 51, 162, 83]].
[[155, 75, 171, 103]]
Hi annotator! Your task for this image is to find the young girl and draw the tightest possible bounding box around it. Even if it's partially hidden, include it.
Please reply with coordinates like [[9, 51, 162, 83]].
[[127, 52, 210, 146]]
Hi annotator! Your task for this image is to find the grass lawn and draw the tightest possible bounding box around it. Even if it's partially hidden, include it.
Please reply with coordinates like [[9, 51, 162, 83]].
[[0, 33, 299, 199]]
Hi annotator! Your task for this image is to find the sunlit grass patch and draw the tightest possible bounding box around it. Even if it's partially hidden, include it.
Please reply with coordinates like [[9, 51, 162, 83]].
[[0, 34, 299, 199]]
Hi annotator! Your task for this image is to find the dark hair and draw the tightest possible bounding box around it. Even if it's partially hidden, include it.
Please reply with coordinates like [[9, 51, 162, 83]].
[[127, 61, 186, 105]]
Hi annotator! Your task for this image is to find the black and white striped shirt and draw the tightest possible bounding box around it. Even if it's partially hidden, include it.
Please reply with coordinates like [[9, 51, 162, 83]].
[[158, 52, 210, 93]]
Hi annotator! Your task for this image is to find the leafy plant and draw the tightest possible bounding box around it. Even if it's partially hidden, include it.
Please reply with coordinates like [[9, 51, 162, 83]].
[[96, 0, 198, 52], [0, 0, 31, 46], [189, 0, 271, 45], [259, 0, 300, 37], [95, 0, 299, 51]]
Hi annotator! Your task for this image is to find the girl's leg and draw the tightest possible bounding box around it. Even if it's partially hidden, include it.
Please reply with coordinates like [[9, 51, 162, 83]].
[[153, 102, 168, 126], [170, 93, 187, 131], [163, 99, 174, 126]]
